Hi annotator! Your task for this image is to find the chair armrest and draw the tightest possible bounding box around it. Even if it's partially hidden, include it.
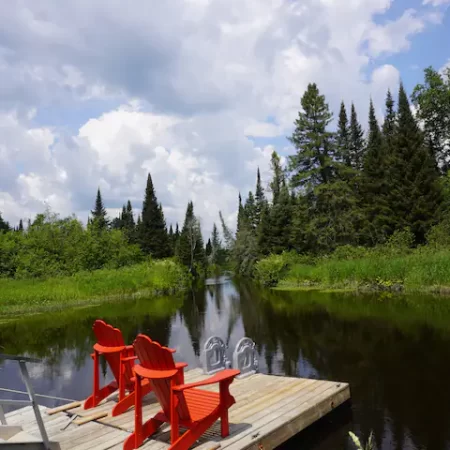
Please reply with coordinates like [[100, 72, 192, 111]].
[[169, 347, 176, 353], [94, 343, 125, 354], [134, 365, 179, 379], [172, 369, 240, 392], [125, 345, 134, 351], [121, 356, 138, 362], [175, 362, 188, 370]]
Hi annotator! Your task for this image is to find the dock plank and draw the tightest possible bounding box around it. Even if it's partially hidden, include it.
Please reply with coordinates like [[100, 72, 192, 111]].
[[5, 369, 350, 450]]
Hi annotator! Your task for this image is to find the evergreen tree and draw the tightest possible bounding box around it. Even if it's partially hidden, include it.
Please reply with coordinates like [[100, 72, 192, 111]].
[[178, 201, 205, 271], [0, 213, 10, 232], [210, 223, 224, 265], [205, 238, 212, 257], [244, 191, 256, 230], [174, 223, 181, 257], [237, 193, 246, 234], [90, 188, 109, 230], [139, 173, 170, 258], [387, 83, 441, 243], [290, 194, 309, 252], [337, 101, 350, 166], [362, 99, 392, 244], [349, 103, 365, 170], [254, 168, 265, 227], [288, 83, 335, 189], [269, 151, 284, 204], [168, 224, 174, 256], [382, 89, 396, 150], [18, 219, 24, 232]]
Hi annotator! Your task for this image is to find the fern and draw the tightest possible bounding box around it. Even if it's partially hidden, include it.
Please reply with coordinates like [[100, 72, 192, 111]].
[[349, 431, 375, 450]]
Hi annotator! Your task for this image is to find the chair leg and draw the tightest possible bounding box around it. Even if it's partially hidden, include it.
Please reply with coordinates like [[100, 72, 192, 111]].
[[112, 383, 152, 417], [169, 410, 220, 450], [221, 409, 229, 437]]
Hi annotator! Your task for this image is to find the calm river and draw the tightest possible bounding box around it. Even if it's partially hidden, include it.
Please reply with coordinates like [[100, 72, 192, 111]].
[[2, 277, 450, 450]]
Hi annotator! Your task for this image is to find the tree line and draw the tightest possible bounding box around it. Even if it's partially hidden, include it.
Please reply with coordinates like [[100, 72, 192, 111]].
[[1, 65, 449, 279], [224, 66, 450, 275], [0, 173, 226, 278]]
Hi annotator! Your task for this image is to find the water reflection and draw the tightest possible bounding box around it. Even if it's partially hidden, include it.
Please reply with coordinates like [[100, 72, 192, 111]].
[[2, 278, 450, 449]]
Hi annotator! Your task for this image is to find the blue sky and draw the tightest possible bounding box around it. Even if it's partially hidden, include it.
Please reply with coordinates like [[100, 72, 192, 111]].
[[0, 0, 449, 235]]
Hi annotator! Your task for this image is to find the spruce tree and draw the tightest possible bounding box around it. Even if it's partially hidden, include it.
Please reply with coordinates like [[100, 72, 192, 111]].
[[90, 188, 109, 229], [211, 223, 224, 265], [139, 173, 170, 258], [349, 103, 365, 170], [205, 238, 212, 257], [362, 99, 392, 244], [0, 213, 10, 232], [244, 192, 256, 230], [237, 193, 246, 234], [18, 219, 24, 232], [254, 168, 265, 227], [388, 83, 441, 242], [269, 151, 284, 204], [178, 201, 205, 271], [168, 224, 174, 256], [337, 101, 350, 166], [288, 83, 335, 188], [382, 89, 396, 150]]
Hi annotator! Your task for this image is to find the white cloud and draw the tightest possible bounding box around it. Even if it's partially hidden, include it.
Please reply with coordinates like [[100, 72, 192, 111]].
[[423, 0, 450, 6], [0, 0, 446, 234]]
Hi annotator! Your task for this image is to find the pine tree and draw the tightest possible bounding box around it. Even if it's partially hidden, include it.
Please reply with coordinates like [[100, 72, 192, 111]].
[[382, 89, 396, 150], [237, 193, 246, 234], [211, 223, 224, 265], [205, 238, 212, 257], [139, 173, 170, 258], [90, 188, 109, 229], [337, 101, 350, 166], [244, 192, 256, 230], [0, 213, 10, 232], [174, 223, 181, 256], [178, 201, 205, 271], [254, 168, 265, 227], [387, 83, 441, 243], [18, 219, 24, 232], [349, 103, 365, 170], [269, 151, 284, 204], [362, 99, 392, 244], [168, 224, 174, 256], [288, 83, 335, 189]]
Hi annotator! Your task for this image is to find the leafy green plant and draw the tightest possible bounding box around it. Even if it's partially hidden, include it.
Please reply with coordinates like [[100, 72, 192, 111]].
[[349, 431, 375, 450]]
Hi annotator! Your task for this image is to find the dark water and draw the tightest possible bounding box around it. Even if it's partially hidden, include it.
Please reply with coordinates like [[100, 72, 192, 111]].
[[2, 278, 450, 450]]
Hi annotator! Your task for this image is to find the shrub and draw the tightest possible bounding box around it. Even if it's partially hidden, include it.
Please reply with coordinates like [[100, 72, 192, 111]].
[[254, 254, 290, 287]]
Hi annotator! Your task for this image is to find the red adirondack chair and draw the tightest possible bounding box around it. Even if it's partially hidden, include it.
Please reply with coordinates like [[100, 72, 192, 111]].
[[123, 334, 240, 450], [84, 320, 186, 417]]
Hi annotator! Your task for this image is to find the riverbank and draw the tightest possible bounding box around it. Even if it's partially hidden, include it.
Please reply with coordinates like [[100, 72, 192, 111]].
[[0, 259, 190, 317], [255, 248, 450, 294]]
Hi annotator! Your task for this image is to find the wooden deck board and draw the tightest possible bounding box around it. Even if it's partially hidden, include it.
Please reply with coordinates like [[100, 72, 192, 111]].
[[5, 368, 350, 450]]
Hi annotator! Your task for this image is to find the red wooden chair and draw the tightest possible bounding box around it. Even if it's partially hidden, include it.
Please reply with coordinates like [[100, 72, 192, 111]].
[[84, 320, 186, 417], [123, 334, 240, 450]]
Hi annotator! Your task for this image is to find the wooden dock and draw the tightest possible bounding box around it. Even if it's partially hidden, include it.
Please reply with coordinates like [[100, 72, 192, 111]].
[[4, 368, 350, 450]]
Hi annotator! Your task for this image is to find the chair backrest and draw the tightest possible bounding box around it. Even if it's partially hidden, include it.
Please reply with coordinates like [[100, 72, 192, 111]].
[[133, 334, 190, 421], [92, 320, 134, 384]]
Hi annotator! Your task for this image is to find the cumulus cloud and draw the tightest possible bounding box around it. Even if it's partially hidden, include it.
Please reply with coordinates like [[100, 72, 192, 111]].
[[0, 0, 446, 234]]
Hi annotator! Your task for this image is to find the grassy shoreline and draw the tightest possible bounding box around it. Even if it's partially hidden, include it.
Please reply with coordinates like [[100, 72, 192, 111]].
[[0, 259, 190, 317], [255, 249, 450, 294]]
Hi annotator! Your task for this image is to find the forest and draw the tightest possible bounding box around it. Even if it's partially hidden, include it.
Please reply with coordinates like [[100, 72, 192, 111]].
[[1, 66, 450, 291]]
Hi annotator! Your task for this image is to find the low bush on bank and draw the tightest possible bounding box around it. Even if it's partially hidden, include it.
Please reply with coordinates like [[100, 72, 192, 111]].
[[0, 259, 190, 314], [255, 228, 450, 291]]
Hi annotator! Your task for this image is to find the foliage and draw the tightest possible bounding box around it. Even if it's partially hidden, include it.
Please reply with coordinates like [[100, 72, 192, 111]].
[[0, 259, 189, 316], [90, 188, 109, 230], [254, 253, 290, 287], [412, 66, 450, 171], [139, 173, 171, 258], [349, 431, 375, 450], [178, 201, 205, 272]]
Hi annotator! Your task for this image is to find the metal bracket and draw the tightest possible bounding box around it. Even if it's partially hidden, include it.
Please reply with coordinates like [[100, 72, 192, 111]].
[[201, 336, 231, 375], [233, 337, 258, 378]]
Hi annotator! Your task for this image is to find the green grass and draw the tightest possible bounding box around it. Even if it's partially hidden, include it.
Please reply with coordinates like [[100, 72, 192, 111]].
[[0, 259, 190, 316], [279, 249, 450, 293]]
